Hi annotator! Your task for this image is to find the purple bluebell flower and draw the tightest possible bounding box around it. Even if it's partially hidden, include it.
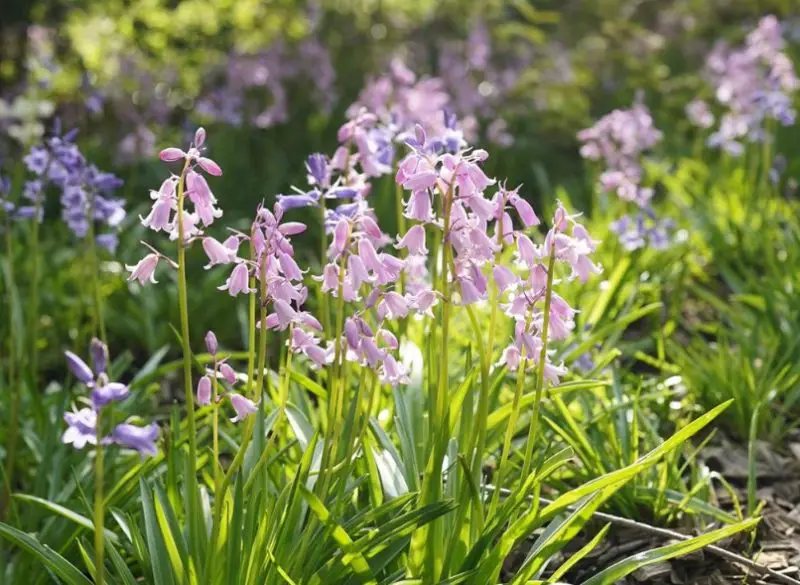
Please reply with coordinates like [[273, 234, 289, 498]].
[[306, 153, 329, 186], [63, 408, 98, 449], [110, 423, 159, 456], [700, 16, 798, 153], [96, 233, 119, 253], [276, 191, 320, 210], [91, 383, 130, 408], [63, 340, 158, 456], [126, 253, 161, 285], [229, 393, 258, 422], [65, 350, 95, 384]]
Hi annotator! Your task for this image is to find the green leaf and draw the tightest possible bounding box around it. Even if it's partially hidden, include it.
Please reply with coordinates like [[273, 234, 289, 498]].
[[139, 480, 176, 585], [580, 518, 760, 585], [13, 493, 120, 545], [300, 485, 376, 585], [286, 405, 314, 451], [541, 400, 733, 519], [289, 370, 328, 399], [106, 541, 140, 585], [548, 523, 610, 583], [0, 522, 93, 585]]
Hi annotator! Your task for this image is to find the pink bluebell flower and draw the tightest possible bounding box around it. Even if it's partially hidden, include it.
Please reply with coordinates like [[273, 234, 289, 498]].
[[126, 253, 161, 285], [229, 393, 258, 422]]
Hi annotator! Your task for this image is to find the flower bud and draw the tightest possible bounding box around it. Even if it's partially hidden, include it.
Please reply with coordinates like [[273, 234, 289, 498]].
[[205, 331, 218, 356]]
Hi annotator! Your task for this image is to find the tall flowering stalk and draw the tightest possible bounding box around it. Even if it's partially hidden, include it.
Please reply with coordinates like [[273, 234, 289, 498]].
[[63, 339, 158, 584], [129, 127, 222, 552]]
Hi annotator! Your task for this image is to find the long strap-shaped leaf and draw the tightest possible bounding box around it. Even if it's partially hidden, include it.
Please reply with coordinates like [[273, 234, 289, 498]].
[[300, 485, 376, 585], [0, 522, 93, 585], [580, 517, 760, 585]]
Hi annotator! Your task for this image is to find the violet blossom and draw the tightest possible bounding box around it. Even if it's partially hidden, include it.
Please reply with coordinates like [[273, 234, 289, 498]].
[[63, 339, 158, 457]]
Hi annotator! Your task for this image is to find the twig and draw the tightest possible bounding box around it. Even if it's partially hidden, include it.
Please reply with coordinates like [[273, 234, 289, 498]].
[[486, 485, 800, 585]]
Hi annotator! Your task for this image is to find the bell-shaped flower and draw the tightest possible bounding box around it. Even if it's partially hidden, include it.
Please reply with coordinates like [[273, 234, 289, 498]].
[[509, 193, 540, 227], [219, 262, 255, 296], [203, 237, 237, 269], [380, 355, 410, 387], [65, 351, 95, 384], [405, 190, 433, 222], [205, 331, 218, 356], [219, 363, 237, 385], [197, 376, 212, 406], [493, 265, 518, 293], [91, 382, 130, 408], [395, 225, 427, 256], [126, 254, 161, 285], [229, 393, 258, 422], [111, 423, 159, 456]]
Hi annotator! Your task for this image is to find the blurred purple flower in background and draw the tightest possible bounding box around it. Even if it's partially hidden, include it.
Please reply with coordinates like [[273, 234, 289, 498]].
[[19, 123, 126, 250], [579, 97, 669, 251], [701, 15, 798, 153]]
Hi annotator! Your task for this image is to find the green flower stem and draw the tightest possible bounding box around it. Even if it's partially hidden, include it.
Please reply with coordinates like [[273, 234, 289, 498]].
[[245, 238, 257, 393], [487, 352, 527, 518], [319, 199, 331, 334], [465, 227, 504, 537], [27, 197, 42, 380], [519, 246, 558, 484], [93, 412, 105, 585], [395, 180, 407, 296], [2, 161, 27, 519], [422, 181, 455, 583], [318, 252, 348, 497], [1, 216, 19, 519], [211, 367, 221, 495], [86, 203, 107, 344], [255, 259, 269, 404], [174, 162, 202, 561]]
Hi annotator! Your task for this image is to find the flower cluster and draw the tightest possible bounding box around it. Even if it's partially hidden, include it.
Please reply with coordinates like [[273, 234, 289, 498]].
[[127, 127, 223, 284], [277, 124, 428, 385], [221, 203, 327, 369], [63, 339, 159, 456], [323, 201, 412, 386], [498, 204, 601, 383], [578, 99, 670, 251], [699, 15, 798, 154], [196, 331, 259, 422], [395, 124, 601, 383], [20, 124, 125, 250]]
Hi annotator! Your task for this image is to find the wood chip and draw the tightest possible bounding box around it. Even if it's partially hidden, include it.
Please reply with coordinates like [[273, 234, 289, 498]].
[[633, 561, 672, 582]]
